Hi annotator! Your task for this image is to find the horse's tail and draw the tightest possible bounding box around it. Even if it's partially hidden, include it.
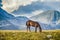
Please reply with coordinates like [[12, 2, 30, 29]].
[[39, 24, 42, 32]]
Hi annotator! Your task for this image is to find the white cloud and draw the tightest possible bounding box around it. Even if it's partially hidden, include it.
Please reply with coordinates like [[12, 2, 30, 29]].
[[56, 0, 60, 1], [2, 0, 34, 12], [2, 0, 18, 12], [32, 10, 44, 16], [1, 0, 60, 13], [26, 10, 44, 18], [40, 0, 60, 2], [31, 0, 38, 1], [13, 10, 44, 18], [40, 0, 45, 2]]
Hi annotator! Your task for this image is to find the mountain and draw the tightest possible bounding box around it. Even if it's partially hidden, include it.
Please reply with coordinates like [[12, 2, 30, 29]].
[[8, 16, 29, 30], [0, 8, 20, 30], [1, 7, 60, 30], [0, 20, 19, 30], [0, 8, 14, 20], [30, 10, 60, 30], [16, 16, 29, 30], [0, 8, 29, 30], [30, 10, 60, 24]]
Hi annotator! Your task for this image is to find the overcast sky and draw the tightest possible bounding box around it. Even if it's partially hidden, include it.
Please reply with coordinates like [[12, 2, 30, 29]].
[[1, 0, 60, 17]]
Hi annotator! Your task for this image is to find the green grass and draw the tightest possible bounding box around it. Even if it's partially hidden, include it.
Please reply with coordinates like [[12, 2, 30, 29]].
[[0, 30, 60, 40]]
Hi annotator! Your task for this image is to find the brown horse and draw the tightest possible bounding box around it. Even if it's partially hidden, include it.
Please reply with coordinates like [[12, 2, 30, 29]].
[[26, 20, 42, 32]]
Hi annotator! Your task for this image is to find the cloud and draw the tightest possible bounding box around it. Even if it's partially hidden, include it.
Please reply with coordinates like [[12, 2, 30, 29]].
[[1, 0, 60, 18], [13, 10, 44, 18], [44, 2, 60, 11], [2, 0, 34, 12], [12, 1, 51, 14], [40, 0, 60, 2], [2, 0, 60, 13], [24, 10, 44, 18], [12, 1, 60, 17]]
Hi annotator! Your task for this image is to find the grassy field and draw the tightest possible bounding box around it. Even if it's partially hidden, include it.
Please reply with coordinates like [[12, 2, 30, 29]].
[[0, 30, 60, 40]]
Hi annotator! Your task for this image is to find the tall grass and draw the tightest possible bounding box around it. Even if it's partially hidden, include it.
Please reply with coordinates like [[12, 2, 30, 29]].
[[0, 30, 60, 40]]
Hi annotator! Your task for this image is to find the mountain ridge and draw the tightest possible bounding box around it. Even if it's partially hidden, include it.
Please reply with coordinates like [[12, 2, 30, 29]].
[[30, 10, 60, 24]]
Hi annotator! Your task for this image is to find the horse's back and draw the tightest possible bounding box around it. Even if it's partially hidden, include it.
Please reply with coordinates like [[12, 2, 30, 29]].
[[26, 20, 39, 27], [26, 20, 33, 26]]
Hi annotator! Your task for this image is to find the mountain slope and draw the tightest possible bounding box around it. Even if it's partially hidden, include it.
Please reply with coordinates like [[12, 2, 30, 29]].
[[0, 8, 19, 30], [30, 10, 60, 30], [0, 8, 14, 20], [8, 16, 29, 30], [0, 8, 29, 30], [30, 10, 60, 24]]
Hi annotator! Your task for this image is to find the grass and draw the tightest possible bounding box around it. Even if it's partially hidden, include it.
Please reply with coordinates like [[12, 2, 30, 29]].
[[0, 30, 60, 40]]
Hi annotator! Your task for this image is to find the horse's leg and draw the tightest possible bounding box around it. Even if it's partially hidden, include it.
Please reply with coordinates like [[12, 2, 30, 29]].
[[35, 27, 37, 32], [27, 26, 29, 32], [39, 26, 42, 32], [29, 26, 31, 32]]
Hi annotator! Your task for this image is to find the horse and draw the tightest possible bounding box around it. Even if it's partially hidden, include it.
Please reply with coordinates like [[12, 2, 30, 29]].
[[26, 20, 42, 32]]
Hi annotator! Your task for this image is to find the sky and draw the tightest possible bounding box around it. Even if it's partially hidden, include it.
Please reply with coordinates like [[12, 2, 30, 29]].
[[1, 0, 60, 17]]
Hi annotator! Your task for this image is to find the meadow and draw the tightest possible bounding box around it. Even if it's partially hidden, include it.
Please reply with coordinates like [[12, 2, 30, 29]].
[[0, 30, 60, 40]]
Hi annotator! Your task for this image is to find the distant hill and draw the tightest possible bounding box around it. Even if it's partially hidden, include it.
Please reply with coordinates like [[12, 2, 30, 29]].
[[0, 8, 19, 30], [0, 8, 14, 21], [8, 16, 29, 30], [30, 10, 60, 30], [0, 9, 60, 30]]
